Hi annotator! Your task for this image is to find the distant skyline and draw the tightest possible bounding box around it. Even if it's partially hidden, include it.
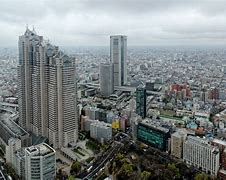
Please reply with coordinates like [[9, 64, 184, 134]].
[[0, 0, 226, 46]]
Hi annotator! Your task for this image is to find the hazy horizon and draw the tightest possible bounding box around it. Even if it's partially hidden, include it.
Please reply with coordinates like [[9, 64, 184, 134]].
[[0, 0, 226, 47]]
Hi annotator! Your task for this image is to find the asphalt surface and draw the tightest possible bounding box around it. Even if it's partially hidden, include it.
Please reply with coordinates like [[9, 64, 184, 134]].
[[77, 132, 129, 180]]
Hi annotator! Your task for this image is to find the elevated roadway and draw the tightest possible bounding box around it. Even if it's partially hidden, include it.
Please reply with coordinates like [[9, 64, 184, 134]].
[[78, 82, 164, 95]]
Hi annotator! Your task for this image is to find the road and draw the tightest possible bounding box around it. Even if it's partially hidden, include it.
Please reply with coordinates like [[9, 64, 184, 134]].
[[77, 133, 130, 179], [77, 142, 123, 179]]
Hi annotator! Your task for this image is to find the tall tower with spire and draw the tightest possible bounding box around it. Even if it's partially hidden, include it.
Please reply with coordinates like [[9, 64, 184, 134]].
[[18, 28, 78, 148]]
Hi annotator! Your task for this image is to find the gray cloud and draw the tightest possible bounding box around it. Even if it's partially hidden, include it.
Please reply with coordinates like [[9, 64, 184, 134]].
[[0, 0, 225, 46]]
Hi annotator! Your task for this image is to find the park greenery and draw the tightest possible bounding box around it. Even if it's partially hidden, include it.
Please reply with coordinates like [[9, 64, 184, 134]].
[[70, 160, 81, 175], [56, 169, 68, 180], [107, 152, 217, 180], [73, 148, 85, 157], [85, 139, 101, 153]]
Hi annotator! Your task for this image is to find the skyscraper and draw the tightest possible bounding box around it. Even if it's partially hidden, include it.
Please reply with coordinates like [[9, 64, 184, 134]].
[[110, 35, 127, 86], [18, 28, 43, 132], [136, 86, 147, 118], [100, 63, 114, 96], [48, 52, 78, 148], [18, 28, 78, 148]]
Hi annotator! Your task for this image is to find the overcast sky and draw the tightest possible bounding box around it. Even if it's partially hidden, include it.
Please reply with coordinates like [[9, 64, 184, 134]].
[[0, 0, 226, 47]]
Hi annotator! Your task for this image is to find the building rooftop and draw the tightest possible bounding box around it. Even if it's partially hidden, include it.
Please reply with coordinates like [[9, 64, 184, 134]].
[[140, 118, 172, 133], [212, 138, 226, 147], [15, 148, 26, 158], [25, 143, 55, 156], [172, 131, 184, 138], [91, 121, 112, 129], [186, 136, 219, 151], [0, 116, 28, 137]]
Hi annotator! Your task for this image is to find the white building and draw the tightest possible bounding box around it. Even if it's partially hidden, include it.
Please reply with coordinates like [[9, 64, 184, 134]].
[[84, 119, 98, 132], [90, 121, 112, 143], [110, 35, 127, 86], [25, 143, 56, 180], [84, 106, 99, 120], [183, 136, 220, 175]]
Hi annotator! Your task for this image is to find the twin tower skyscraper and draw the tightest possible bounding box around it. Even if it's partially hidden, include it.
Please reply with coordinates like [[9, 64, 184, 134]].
[[18, 28, 78, 149]]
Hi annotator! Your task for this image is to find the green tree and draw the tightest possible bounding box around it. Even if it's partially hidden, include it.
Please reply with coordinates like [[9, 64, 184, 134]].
[[167, 163, 181, 179], [116, 162, 136, 180], [141, 171, 151, 180], [122, 163, 133, 175], [70, 160, 81, 175], [115, 153, 125, 167], [194, 173, 209, 180], [163, 169, 174, 180], [56, 169, 68, 180], [4, 163, 19, 179], [67, 176, 76, 180]]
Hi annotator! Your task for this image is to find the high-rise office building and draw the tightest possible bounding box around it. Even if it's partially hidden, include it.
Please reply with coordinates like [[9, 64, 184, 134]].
[[136, 86, 147, 118], [48, 53, 78, 148], [25, 143, 56, 180], [18, 28, 43, 132], [100, 63, 114, 96], [18, 28, 78, 148], [110, 35, 127, 86]]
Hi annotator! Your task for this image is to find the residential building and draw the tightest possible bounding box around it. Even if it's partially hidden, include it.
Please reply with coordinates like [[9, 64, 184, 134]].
[[183, 136, 220, 175], [90, 121, 112, 143]]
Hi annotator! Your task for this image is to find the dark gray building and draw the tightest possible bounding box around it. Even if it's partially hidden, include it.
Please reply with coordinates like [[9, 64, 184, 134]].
[[136, 86, 147, 118], [100, 63, 114, 96]]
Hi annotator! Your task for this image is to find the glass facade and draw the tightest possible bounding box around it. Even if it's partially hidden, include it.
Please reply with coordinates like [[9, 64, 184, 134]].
[[137, 123, 170, 151], [136, 87, 147, 118]]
